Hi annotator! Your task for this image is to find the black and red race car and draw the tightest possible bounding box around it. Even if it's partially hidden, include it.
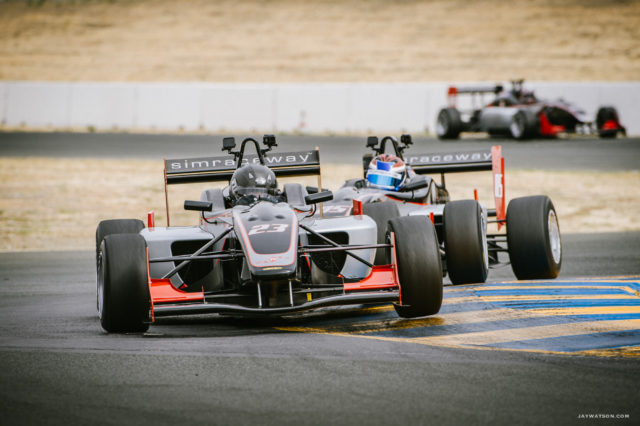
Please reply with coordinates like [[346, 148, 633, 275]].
[[436, 80, 626, 140], [94, 136, 443, 333]]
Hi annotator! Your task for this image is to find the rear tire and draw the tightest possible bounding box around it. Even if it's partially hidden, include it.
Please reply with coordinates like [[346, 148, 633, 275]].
[[362, 202, 400, 265], [436, 108, 463, 140], [507, 195, 562, 280], [389, 216, 443, 318], [97, 234, 150, 333], [596, 106, 620, 138], [443, 200, 488, 285], [509, 110, 539, 140]]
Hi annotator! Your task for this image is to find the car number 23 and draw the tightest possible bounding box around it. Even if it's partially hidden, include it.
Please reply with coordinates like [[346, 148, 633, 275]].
[[248, 224, 290, 235]]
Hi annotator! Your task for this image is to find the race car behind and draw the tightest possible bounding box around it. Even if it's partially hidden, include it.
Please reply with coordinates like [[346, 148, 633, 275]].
[[436, 80, 625, 140], [316, 135, 562, 285]]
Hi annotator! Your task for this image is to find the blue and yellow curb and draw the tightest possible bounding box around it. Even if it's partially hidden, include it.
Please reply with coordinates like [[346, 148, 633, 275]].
[[277, 276, 640, 358]]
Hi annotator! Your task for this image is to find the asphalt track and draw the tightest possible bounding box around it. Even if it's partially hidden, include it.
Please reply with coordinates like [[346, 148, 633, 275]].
[[0, 233, 639, 426], [1, 133, 639, 425], [0, 131, 639, 170]]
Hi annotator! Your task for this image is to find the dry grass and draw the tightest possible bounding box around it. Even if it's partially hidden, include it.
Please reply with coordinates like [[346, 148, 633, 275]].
[[1, 0, 639, 82], [1, 157, 638, 252]]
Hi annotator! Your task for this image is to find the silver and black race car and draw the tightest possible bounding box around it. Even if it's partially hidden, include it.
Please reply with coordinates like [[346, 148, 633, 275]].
[[95, 136, 443, 333], [436, 80, 626, 140], [317, 135, 562, 286]]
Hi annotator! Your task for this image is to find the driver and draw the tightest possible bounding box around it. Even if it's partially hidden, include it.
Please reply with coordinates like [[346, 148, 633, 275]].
[[366, 154, 409, 191], [229, 164, 281, 205]]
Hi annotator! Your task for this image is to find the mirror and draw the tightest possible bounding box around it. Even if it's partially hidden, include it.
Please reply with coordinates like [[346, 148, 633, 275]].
[[403, 178, 429, 192], [304, 191, 333, 205], [184, 200, 213, 212]]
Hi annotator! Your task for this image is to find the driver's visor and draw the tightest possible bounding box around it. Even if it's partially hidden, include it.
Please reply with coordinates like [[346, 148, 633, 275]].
[[367, 171, 402, 190]]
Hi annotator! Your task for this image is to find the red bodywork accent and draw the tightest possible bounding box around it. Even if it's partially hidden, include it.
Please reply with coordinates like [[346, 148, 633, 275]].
[[384, 194, 428, 205], [147, 211, 155, 229], [343, 265, 399, 292], [601, 120, 619, 130], [491, 146, 506, 230], [429, 212, 435, 224], [473, 189, 478, 201], [539, 112, 565, 137], [447, 86, 458, 107], [146, 247, 155, 322], [150, 279, 205, 305], [343, 231, 399, 292], [352, 199, 363, 216]]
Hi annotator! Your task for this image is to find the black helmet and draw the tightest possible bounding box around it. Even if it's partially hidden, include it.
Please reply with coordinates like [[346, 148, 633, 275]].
[[229, 164, 278, 199]]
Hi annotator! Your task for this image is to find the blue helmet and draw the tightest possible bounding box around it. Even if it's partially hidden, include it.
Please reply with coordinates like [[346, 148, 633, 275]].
[[366, 154, 407, 191]]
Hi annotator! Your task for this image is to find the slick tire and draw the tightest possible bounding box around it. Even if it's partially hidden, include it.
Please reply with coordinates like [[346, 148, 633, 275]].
[[436, 108, 463, 140], [596, 106, 619, 139], [506, 195, 562, 280], [443, 200, 489, 285], [390, 216, 443, 318], [98, 233, 150, 333], [362, 202, 400, 265], [509, 110, 539, 140], [95, 219, 145, 268]]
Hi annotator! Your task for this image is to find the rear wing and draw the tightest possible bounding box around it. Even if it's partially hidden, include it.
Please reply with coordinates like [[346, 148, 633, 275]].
[[406, 146, 506, 229], [164, 149, 321, 185], [161, 147, 322, 226], [446, 84, 503, 108], [447, 85, 503, 96]]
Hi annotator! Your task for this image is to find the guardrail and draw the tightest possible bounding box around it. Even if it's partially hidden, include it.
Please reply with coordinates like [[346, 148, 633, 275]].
[[1, 81, 638, 135]]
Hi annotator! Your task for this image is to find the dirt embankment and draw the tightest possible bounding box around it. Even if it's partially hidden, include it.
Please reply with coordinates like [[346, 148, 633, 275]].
[[1, 0, 639, 82]]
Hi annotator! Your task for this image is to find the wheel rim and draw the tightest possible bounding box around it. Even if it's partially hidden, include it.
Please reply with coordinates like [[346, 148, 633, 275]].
[[481, 211, 489, 270], [97, 251, 105, 319], [548, 210, 561, 264], [510, 114, 524, 138], [436, 113, 448, 136]]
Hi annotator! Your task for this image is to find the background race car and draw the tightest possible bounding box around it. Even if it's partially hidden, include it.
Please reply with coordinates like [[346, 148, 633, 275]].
[[317, 135, 563, 285], [95, 136, 444, 333], [436, 80, 626, 140]]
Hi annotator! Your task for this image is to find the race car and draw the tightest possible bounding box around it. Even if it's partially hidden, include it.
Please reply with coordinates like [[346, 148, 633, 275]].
[[436, 80, 626, 140], [94, 135, 443, 333], [316, 135, 562, 285]]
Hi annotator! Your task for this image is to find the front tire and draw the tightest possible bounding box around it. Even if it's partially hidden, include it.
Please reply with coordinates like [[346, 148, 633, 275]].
[[96, 219, 145, 266], [98, 233, 151, 333], [443, 200, 489, 285], [389, 216, 443, 318], [506, 195, 562, 280]]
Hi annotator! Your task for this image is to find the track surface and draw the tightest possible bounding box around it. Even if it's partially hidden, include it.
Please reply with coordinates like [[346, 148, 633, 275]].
[[0, 132, 639, 170], [1, 133, 639, 425], [1, 233, 639, 426]]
